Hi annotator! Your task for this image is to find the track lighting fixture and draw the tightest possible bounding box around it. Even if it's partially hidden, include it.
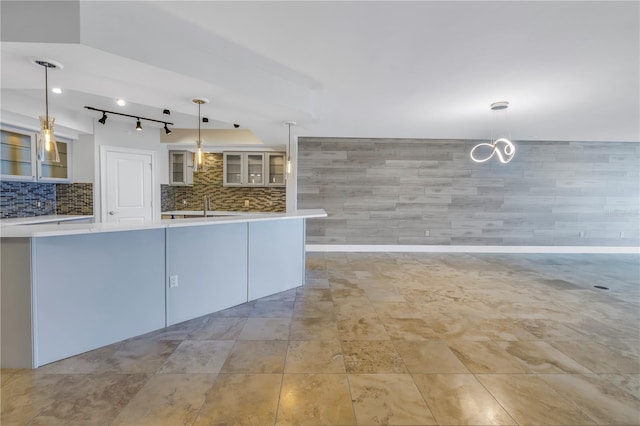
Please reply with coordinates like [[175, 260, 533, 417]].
[[163, 109, 171, 115], [84, 106, 173, 133], [202, 117, 209, 123], [233, 124, 240, 128]]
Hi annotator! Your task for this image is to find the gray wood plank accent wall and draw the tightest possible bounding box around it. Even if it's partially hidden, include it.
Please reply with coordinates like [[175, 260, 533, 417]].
[[297, 138, 639, 246]]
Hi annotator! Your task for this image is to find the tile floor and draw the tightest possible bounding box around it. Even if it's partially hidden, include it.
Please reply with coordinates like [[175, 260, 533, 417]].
[[2, 252, 639, 425]]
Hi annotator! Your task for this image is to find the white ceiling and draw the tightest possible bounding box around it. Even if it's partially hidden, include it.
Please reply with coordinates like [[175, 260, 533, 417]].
[[1, 1, 638, 144]]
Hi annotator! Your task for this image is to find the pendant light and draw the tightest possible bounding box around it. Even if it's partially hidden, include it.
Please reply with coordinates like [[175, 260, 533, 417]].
[[283, 121, 296, 179], [34, 60, 61, 163], [470, 101, 515, 164], [192, 98, 209, 172]]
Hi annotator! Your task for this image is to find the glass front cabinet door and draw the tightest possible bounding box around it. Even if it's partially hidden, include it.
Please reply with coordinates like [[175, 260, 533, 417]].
[[266, 153, 285, 186], [38, 139, 70, 182], [223, 152, 243, 186], [245, 153, 265, 186], [1, 127, 35, 180], [169, 150, 194, 186]]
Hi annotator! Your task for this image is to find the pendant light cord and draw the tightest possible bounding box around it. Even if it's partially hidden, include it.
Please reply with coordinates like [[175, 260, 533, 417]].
[[198, 102, 201, 143], [44, 65, 49, 122]]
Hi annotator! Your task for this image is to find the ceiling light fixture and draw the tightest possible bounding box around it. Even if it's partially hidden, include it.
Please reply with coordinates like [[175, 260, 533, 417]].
[[470, 101, 515, 164], [192, 98, 210, 172], [283, 121, 296, 179], [51, 87, 62, 94], [84, 106, 173, 133], [33, 59, 61, 163], [116, 99, 126, 107]]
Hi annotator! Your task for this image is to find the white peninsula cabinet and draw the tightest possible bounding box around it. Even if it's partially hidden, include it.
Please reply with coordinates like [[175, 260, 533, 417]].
[[0, 209, 327, 368]]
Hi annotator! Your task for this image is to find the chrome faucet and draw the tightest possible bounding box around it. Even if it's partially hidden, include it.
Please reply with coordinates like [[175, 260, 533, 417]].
[[203, 195, 210, 217]]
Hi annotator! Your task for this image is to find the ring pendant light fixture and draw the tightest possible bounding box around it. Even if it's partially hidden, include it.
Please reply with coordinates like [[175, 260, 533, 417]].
[[84, 106, 173, 134], [34, 59, 61, 163], [283, 121, 296, 179], [470, 101, 516, 164], [192, 98, 209, 172]]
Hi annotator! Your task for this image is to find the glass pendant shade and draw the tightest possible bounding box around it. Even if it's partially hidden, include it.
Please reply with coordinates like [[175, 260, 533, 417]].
[[38, 115, 60, 162], [193, 140, 205, 172]]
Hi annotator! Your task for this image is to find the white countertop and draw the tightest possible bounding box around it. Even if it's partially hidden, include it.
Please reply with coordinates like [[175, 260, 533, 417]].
[[0, 215, 94, 226], [0, 209, 327, 238], [162, 210, 273, 217]]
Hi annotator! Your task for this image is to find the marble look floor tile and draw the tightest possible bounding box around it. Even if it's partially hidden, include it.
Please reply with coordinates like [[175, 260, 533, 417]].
[[250, 300, 295, 318], [289, 316, 340, 340], [1, 374, 63, 425], [146, 316, 207, 340], [539, 373, 640, 425], [208, 301, 256, 318], [102, 339, 181, 374], [342, 340, 407, 373], [337, 315, 390, 340], [220, 340, 288, 373], [187, 317, 247, 340], [276, 373, 356, 426], [601, 373, 640, 399], [238, 317, 291, 340], [258, 288, 297, 302], [393, 340, 469, 373], [195, 374, 282, 426], [295, 287, 333, 302], [292, 300, 336, 319], [157, 340, 234, 374], [412, 374, 516, 425], [348, 373, 437, 425], [371, 301, 426, 319], [285, 340, 345, 373], [448, 341, 531, 373], [30, 373, 149, 426], [549, 340, 640, 373], [517, 319, 584, 340], [112, 374, 214, 426], [35, 342, 122, 374], [476, 374, 596, 425], [503, 340, 594, 374]]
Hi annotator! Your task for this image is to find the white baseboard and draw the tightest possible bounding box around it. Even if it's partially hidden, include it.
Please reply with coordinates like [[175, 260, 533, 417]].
[[306, 244, 640, 254]]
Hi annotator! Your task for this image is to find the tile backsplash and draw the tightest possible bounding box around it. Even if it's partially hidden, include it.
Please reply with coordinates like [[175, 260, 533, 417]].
[[0, 181, 56, 218], [0, 181, 93, 218]]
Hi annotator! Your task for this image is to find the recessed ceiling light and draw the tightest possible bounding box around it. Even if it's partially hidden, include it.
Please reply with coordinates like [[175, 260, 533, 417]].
[[116, 99, 126, 106], [51, 87, 62, 94]]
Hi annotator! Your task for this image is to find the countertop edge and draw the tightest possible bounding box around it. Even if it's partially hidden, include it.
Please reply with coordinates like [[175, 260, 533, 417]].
[[0, 210, 327, 238]]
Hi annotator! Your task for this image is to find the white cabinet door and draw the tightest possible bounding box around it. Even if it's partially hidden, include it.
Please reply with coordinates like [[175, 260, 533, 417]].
[[266, 153, 285, 186], [103, 148, 154, 223]]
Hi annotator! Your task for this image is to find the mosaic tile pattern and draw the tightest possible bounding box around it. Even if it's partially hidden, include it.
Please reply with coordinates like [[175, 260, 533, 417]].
[[172, 153, 286, 213], [2, 253, 638, 425], [298, 138, 640, 246], [0, 181, 56, 218], [161, 184, 175, 212], [55, 183, 93, 215]]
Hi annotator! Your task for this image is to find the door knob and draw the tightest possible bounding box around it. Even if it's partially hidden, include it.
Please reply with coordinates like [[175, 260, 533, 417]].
[[108, 211, 116, 215]]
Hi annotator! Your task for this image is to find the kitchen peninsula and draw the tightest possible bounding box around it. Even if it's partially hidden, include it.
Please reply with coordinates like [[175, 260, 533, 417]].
[[0, 209, 326, 369]]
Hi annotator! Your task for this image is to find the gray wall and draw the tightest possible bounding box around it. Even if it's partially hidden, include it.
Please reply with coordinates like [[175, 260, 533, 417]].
[[298, 138, 639, 246]]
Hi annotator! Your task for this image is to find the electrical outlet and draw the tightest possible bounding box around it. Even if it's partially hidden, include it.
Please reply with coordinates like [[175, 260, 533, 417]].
[[424, 230, 430, 237], [182, 200, 187, 206], [36, 200, 41, 208], [244, 200, 250, 207], [169, 275, 178, 288]]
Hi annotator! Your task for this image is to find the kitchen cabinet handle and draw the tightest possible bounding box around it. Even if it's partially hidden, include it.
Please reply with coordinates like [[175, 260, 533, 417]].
[[108, 211, 117, 215]]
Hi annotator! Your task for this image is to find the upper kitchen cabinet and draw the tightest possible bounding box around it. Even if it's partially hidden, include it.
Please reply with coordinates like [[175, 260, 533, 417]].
[[38, 139, 71, 182], [0, 127, 35, 180], [169, 150, 194, 186], [266, 153, 286, 187], [1, 126, 72, 182], [223, 152, 265, 187]]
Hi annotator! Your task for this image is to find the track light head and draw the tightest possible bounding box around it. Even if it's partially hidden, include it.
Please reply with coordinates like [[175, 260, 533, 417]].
[[233, 123, 240, 128], [163, 109, 170, 115], [202, 117, 209, 123], [98, 112, 107, 125], [164, 123, 172, 135], [135, 119, 142, 131]]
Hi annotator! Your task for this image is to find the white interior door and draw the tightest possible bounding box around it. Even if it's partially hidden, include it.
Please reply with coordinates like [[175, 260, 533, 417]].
[[103, 148, 154, 223]]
